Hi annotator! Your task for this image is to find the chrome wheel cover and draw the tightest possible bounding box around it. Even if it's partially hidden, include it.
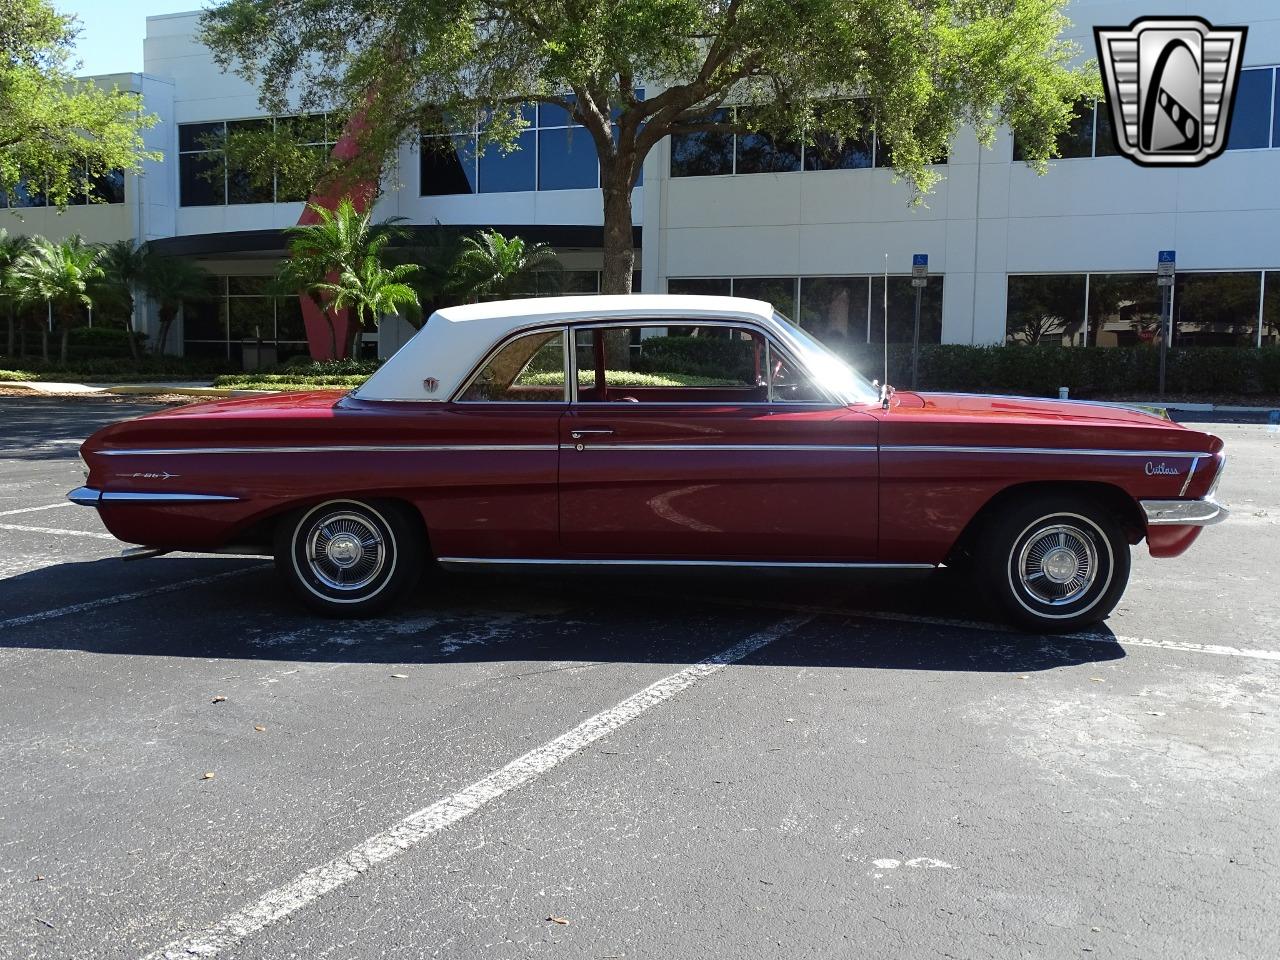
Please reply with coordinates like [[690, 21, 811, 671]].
[[1016, 523, 1098, 607], [303, 510, 387, 592]]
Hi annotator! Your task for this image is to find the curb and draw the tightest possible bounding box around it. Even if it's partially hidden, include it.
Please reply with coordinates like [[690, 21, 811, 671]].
[[103, 385, 272, 397]]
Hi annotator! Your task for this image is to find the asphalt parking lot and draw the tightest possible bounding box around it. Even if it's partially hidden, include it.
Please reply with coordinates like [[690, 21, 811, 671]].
[[1, 395, 1278, 960]]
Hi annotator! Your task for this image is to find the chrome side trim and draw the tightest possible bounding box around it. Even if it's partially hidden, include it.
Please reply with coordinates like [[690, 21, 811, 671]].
[[560, 443, 878, 452], [1178, 456, 1200, 497], [99, 444, 559, 457], [1140, 498, 1228, 526], [67, 486, 240, 504], [883, 445, 1208, 459], [437, 557, 936, 571]]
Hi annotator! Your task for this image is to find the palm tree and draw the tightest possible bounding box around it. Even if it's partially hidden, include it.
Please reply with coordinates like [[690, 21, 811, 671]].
[[93, 240, 148, 359], [315, 252, 420, 354], [11, 236, 104, 365], [136, 255, 214, 355], [447, 230, 559, 302], [279, 197, 409, 358], [0, 230, 34, 358]]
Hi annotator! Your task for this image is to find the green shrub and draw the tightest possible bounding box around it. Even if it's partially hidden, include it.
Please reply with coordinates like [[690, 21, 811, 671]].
[[633, 335, 756, 381], [66, 327, 147, 360], [835, 343, 1280, 397]]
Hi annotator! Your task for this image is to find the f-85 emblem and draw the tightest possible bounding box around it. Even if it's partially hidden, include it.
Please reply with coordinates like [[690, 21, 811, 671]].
[[128, 472, 180, 480]]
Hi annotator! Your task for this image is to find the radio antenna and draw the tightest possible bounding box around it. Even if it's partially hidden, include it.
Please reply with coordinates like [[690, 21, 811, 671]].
[[881, 253, 890, 409]]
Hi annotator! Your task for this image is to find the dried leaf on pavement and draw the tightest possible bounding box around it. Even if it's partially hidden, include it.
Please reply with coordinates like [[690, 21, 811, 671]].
[[200, 771, 215, 780], [211, 695, 227, 703], [253, 725, 266, 732], [390, 673, 409, 679], [546, 915, 570, 925]]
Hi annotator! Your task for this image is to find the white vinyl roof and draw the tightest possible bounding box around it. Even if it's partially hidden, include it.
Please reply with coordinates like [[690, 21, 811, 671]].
[[354, 295, 777, 402]]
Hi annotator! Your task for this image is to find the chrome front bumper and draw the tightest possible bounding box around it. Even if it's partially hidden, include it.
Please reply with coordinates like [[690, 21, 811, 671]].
[[1140, 498, 1228, 526], [67, 486, 240, 505]]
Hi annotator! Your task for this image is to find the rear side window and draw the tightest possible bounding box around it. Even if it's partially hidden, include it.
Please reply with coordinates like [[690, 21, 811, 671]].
[[457, 328, 567, 402]]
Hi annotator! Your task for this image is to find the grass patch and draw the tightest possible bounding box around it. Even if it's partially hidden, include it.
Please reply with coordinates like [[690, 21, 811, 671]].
[[213, 373, 367, 391]]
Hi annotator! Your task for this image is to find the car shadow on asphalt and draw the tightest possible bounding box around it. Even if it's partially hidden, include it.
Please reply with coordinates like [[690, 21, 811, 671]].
[[0, 559, 1126, 674]]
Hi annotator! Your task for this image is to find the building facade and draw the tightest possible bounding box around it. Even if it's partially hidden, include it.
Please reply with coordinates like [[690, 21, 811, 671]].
[[6, 1, 1279, 363]]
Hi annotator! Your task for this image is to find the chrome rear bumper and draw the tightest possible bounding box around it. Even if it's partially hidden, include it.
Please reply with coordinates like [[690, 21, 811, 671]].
[[1140, 498, 1227, 526]]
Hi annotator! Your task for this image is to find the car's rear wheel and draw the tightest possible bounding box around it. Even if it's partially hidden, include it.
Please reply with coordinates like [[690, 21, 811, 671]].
[[274, 499, 423, 617], [974, 494, 1130, 632]]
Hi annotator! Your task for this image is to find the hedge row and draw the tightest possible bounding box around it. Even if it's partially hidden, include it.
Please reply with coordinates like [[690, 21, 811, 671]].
[[842, 344, 1280, 397], [1, 355, 238, 381], [636, 337, 1280, 397]]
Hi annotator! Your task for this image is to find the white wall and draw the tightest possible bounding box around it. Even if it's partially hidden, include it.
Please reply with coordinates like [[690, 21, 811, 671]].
[[647, 0, 1280, 343]]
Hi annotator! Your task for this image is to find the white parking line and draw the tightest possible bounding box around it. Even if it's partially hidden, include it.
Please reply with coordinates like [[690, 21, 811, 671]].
[[0, 502, 75, 518], [0, 523, 117, 540], [703, 597, 1280, 663], [0, 563, 271, 630], [140, 616, 811, 960]]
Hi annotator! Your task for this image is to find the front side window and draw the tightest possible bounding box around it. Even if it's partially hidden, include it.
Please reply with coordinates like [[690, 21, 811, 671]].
[[572, 324, 827, 404], [457, 328, 568, 402]]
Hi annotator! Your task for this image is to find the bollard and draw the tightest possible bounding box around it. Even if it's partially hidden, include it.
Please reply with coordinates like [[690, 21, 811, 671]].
[[1058, 387, 1069, 400]]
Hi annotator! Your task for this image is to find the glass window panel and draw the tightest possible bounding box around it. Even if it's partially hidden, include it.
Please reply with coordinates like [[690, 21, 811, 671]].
[[179, 121, 223, 152], [799, 277, 870, 350], [1014, 98, 1094, 160], [459, 329, 567, 402], [872, 135, 946, 168], [180, 152, 223, 206], [228, 296, 276, 340], [182, 340, 230, 359], [1173, 271, 1260, 347], [9, 179, 45, 207], [279, 113, 328, 145], [668, 278, 731, 296], [228, 276, 272, 296], [1274, 73, 1280, 148], [1005, 274, 1087, 345], [1094, 100, 1119, 156], [1227, 68, 1273, 150], [276, 296, 306, 341], [536, 269, 597, 295], [477, 131, 535, 193], [670, 109, 734, 177], [277, 143, 328, 203], [88, 168, 125, 204], [735, 114, 802, 174], [537, 127, 598, 190], [538, 97, 580, 128], [480, 103, 536, 129], [1087, 273, 1162, 346], [805, 130, 874, 171], [733, 277, 798, 319], [182, 298, 227, 341], [421, 134, 478, 195], [1263, 272, 1279, 346], [870, 276, 944, 344]]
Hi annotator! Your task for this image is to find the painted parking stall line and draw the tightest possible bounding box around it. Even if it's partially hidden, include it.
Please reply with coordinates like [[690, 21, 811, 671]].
[[0, 563, 271, 630], [0, 523, 118, 540], [700, 597, 1280, 663], [139, 616, 811, 960], [0, 502, 76, 518]]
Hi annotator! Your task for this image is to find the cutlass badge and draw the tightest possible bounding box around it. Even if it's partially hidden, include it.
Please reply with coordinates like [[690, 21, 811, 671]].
[[1145, 462, 1180, 476]]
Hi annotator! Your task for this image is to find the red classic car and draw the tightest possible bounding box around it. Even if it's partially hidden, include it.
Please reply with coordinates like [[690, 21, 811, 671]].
[[70, 295, 1226, 630]]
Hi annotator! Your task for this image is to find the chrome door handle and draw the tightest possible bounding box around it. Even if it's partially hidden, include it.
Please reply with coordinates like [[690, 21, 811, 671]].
[[570, 428, 614, 439]]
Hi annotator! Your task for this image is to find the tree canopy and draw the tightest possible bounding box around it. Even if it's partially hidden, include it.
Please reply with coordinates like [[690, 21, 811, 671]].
[[0, 0, 159, 207], [201, 0, 1098, 293]]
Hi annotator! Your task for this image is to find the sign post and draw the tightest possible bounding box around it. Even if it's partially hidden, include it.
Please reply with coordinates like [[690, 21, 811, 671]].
[[1157, 250, 1175, 396], [910, 254, 928, 389]]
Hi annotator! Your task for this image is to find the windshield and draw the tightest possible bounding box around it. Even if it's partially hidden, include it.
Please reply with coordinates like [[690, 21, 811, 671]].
[[771, 312, 880, 405]]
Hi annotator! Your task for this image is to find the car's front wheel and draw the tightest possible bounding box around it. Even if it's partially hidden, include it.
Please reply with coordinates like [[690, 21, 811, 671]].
[[274, 499, 423, 617], [975, 495, 1130, 632]]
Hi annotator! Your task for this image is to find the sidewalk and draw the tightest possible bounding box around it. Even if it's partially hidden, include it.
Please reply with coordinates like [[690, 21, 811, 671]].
[[4, 380, 268, 398]]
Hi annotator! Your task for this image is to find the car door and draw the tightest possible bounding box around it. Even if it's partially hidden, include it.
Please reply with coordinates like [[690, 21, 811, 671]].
[[558, 321, 879, 561]]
